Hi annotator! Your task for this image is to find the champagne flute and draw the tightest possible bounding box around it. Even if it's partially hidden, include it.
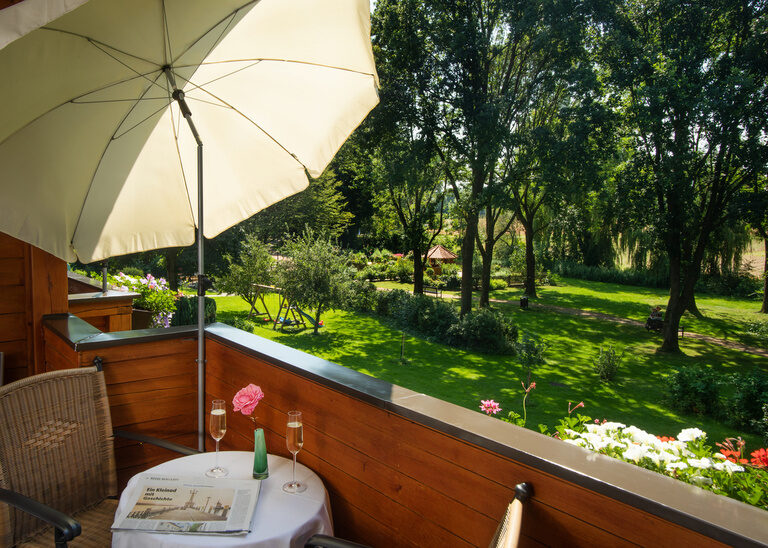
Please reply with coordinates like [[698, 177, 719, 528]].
[[206, 400, 228, 478], [282, 411, 306, 493]]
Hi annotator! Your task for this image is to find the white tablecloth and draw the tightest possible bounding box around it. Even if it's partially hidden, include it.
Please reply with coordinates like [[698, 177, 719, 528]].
[[112, 452, 333, 548]]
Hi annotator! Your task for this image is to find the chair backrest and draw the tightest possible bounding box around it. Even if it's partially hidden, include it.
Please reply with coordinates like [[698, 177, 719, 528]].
[[0, 367, 117, 545]]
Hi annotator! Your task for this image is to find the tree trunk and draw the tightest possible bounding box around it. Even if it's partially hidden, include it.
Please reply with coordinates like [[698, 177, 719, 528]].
[[661, 253, 683, 353], [459, 212, 478, 315], [684, 292, 704, 318], [479, 252, 492, 308], [313, 305, 322, 335], [523, 220, 537, 297], [478, 212, 497, 308], [761, 236, 768, 314], [165, 247, 180, 291], [413, 248, 425, 295]]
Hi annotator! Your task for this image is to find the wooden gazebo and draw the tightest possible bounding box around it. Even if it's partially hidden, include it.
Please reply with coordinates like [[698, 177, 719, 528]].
[[425, 244, 457, 275]]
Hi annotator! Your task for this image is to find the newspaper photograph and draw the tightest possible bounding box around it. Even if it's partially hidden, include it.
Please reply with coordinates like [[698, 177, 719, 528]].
[[111, 475, 261, 535]]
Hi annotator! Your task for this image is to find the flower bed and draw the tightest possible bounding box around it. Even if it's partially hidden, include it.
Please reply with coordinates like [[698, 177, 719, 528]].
[[480, 399, 768, 510], [114, 272, 177, 327]]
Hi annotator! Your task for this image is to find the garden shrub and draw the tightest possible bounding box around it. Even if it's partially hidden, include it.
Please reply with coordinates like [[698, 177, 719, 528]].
[[374, 289, 409, 317], [756, 404, 768, 445], [232, 316, 258, 333], [446, 309, 518, 354], [553, 260, 761, 297], [592, 346, 623, 381], [394, 259, 414, 284], [667, 366, 722, 417], [489, 278, 508, 290], [345, 279, 379, 313], [726, 370, 768, 430], [120, 266, 145, 278], [171, 296, 217, 326], [744, 319, 768, 347]]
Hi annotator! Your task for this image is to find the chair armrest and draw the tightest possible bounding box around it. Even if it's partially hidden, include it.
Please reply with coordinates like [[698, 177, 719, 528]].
[[0, 487, 81, 543], [305, 534, 370, 548], [113, 429, 201, 456]]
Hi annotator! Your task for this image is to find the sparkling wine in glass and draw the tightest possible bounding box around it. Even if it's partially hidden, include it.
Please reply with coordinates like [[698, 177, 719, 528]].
[[206, 399, 228, 478], [283, 410, 306, 493]]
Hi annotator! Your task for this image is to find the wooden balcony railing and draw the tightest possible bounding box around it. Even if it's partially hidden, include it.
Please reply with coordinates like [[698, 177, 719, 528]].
[[42, 314, 768, 547]]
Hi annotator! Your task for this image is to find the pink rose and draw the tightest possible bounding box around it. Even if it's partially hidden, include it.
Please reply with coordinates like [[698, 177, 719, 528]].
[[233, 384, 264, 416]]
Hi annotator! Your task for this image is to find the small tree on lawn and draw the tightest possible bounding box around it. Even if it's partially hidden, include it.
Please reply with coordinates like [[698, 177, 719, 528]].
[[218, 234, 275, 318], [279, 227, 353, 334]]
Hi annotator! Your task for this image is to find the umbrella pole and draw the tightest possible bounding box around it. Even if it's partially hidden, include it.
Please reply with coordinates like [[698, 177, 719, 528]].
[[196, 143, 205, 453], [165, 67, 206, 452]]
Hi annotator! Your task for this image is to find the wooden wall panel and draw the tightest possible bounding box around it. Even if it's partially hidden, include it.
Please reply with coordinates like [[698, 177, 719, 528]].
[[204, 338, 727, 548], [0, 234, 28, 385], [0, 233, 68, 382], [69, 296, 133, 332], [76, 336, 198, 489]]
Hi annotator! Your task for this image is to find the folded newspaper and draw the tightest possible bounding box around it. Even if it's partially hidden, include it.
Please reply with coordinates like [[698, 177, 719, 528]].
[[111, 474, 261, 535]]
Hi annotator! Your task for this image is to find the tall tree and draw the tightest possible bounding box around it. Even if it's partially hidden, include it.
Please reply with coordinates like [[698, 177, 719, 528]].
[[370, 1, 446, 294], [245, 169, 353, 247], [598, 0, 768, 351], [374, 0, 591, 314], [505, 73, 613, 297]]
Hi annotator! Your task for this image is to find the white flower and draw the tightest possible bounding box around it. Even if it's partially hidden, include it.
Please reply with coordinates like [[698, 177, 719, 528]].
[[687, 458, 712, 469], [622, 444, 649, 462], [714, 453, 726, 459], [623, 425, 657, 446], [564, 438, 586, 448], [712, 460, 744, 473], [666, 461, 688, 471], [677, 428, 706, 442]]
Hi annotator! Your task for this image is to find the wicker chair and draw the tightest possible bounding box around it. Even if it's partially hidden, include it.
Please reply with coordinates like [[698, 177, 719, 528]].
[[0, 366, 197, 547]]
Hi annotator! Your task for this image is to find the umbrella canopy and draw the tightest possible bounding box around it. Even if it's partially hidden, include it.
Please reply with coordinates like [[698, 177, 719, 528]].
[[0, 0, 378, 263], [0, 0, 378, 451]]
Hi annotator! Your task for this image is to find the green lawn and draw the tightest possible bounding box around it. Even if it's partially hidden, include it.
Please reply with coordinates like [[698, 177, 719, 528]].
[[378, 277, 767, 348], [214, 280, 766, 451]]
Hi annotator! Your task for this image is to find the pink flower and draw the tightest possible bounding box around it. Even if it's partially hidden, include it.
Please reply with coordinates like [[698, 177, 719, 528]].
[[479, 399, 502, 415], [233, 384, 265, 417], [568, 401, 584, 415]]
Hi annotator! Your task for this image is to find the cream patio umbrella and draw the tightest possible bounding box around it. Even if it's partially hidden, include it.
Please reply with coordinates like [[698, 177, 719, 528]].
[[0, 0, 379, 449]]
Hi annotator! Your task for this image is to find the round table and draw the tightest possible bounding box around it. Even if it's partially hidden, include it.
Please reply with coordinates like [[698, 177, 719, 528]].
[[112, 452, 333, 548]]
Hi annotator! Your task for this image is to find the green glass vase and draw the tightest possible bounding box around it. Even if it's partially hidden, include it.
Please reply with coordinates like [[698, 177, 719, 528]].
[[253, 428, 269, 479]]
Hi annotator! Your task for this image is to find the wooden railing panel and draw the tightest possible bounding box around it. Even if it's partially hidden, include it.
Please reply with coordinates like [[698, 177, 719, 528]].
[[38, 318, 767, 547], [68, 291, 134, 332], [203, 332, 740, 548], [71, 332, 198, 488]]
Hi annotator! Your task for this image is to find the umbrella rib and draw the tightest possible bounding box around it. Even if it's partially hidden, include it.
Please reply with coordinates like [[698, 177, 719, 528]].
[[161, 0, 173, 66], [40, 26, 161, 71], [71, 72, 170, 247], [175, 58, 378, 80], [169, 1, 256, 67], [173, 73, 309, 172], [164, 78, 197, 226], [112, 102, 173, 141]]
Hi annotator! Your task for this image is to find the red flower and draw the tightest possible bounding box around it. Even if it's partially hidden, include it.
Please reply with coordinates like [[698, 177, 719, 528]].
[[751, 448, 768, 468], [719, 449, 748, 465], [657, 436, 676, 443]]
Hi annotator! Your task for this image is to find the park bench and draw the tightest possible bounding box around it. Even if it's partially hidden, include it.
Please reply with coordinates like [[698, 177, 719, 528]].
[[424, 285, 442, 298]]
